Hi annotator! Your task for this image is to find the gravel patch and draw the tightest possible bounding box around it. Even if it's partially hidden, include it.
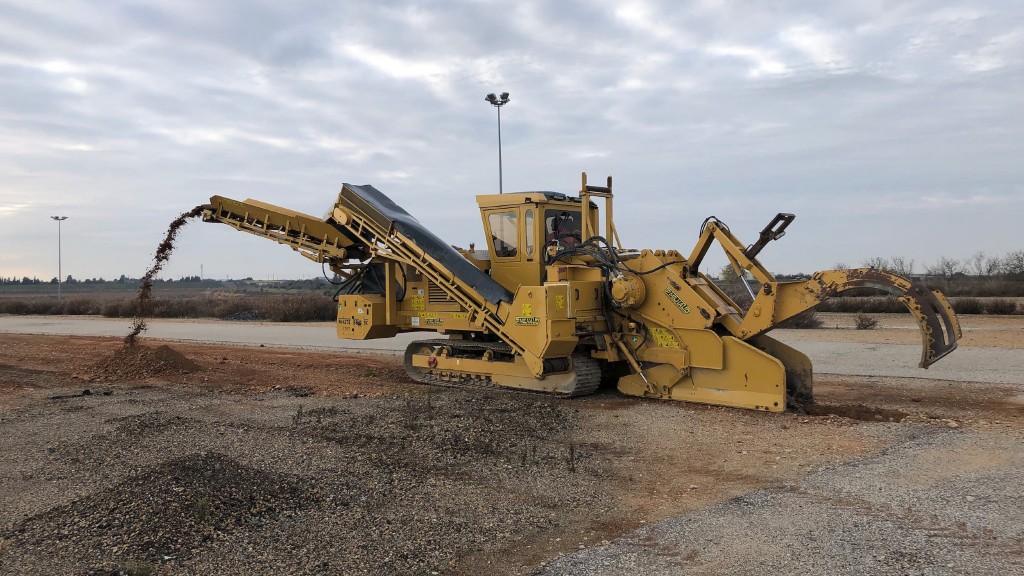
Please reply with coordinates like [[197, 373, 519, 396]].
[[0, 384, 611, 575], [534, 426, 1024, 576], [7, 452, 316, 573]]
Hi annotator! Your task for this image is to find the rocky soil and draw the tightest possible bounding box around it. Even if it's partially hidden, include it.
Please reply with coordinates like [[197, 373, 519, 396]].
[[0, 324, 1021, 575]]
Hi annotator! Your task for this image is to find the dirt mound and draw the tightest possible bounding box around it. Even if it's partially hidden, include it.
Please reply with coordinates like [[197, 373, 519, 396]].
[[94, 344, 203, 380], [6, 452, 317, 570]]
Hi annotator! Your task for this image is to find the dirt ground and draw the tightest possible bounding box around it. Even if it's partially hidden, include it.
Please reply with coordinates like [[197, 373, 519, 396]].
[[0, 316, 1022, 575]]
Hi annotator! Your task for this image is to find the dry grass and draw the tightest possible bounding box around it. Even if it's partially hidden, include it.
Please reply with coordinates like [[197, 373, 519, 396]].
[[2, 290, 1020, 322], [780, 311, 825, 329], [818, 296, 1020, 315], [983, 298, 1019, 315], [0, 293, 336, 322]]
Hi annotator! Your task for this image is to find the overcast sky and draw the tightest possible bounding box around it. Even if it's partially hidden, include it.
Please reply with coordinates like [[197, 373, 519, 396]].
[[2, 0, 1021, 282]]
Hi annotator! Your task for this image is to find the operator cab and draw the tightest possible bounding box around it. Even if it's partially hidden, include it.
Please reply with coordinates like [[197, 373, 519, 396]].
[[476, 191, 596, 291]]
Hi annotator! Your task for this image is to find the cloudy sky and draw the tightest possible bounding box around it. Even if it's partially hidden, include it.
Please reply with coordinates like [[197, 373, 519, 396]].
[[2, 0, 1021, 282]]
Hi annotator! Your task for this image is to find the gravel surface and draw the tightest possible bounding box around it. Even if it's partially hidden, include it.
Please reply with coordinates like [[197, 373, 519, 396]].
[[0, 376, 610, 575], [535, 427, 1024, 576], [10, 452, 317, 571], [0, 321, 1022, 575]]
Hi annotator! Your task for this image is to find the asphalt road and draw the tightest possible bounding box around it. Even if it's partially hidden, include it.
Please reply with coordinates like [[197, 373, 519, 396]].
[[1, 315, 1021, 385], [0, 315, 426, 351]]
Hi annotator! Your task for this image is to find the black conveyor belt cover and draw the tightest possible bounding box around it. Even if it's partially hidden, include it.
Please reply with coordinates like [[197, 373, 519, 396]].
[[342, 184, 513, 304]]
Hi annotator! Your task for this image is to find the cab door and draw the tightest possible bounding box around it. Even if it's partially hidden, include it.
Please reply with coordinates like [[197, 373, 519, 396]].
[[483, 206, 543, 291]]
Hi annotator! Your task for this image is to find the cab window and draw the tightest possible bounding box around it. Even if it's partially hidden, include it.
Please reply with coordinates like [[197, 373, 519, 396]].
[[545, 209, 582, 244], [525, 209, 535, 255], [488, 211, 518, 258]]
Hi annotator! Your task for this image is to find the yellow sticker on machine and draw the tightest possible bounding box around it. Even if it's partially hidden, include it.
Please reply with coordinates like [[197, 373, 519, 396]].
[[554, 295, 565, 309], [649, 326, 681, 348], [516, 316, 539, 326], [451, 312, 468, 320], [411, 294, 425, 311], [521, 303, 532, 316], [664, 288, 691, 314]]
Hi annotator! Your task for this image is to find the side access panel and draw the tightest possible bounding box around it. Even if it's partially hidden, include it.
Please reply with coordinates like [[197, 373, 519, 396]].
[[336, 294, 399, 340]]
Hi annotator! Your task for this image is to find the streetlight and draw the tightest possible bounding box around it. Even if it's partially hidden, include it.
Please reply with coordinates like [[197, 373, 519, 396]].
[[485, 91, 510, 194], [50, 216, 68, 300]]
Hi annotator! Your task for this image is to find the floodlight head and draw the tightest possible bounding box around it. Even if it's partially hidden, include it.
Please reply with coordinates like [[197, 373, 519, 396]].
[[499, 92, 510, 102], [51, 216, 68, 221], [485, 93, 497, 103]]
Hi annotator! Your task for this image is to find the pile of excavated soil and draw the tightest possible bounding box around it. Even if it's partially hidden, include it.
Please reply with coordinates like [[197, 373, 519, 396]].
[[93, 344, 202, 381], [7, 452, 316, 571]]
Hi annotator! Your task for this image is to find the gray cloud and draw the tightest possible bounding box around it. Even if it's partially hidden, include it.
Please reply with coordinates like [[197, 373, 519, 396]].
[[1, 0, 1021, 282]]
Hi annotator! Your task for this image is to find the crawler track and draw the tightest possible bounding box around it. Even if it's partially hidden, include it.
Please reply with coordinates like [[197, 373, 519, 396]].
[[404, 339, 601, 397]]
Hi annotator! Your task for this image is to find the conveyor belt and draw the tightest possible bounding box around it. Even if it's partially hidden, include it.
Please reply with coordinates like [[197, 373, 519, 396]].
[[340, 184, 512, 304]]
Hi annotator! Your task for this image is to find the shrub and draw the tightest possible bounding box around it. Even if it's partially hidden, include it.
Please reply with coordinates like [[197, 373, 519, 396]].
[[213, 298, 257, 319], [984, 298, 1018, 315], [952, 297, 983, 315], [255, 293, 335, 322], [863, 297, 906, 314], [854, 313, 879, 330], [0, 300, 30, 314], [102, 300, 136, 317], [780, 310, 824, 329], [714, 281, 752, 312], [58, 297, 101, 315], [90, 294, 336, 321], [818, 296, 905, 314], [0, 299, 59, 314]]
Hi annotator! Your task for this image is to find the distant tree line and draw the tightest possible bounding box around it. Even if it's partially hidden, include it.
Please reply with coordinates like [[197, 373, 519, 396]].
[[834, 249, 1024, 279], [715, 248, 1024, 316], [0, 277, 47, 285], [0, 274, 213, 286], [0, 275, 328, 289]]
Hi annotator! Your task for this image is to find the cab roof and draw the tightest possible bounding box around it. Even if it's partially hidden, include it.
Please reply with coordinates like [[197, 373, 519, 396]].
[[476, 191, 595, 209]]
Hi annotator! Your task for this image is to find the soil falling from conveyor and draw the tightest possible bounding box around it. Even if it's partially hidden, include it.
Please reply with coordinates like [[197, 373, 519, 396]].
[[124, 205, 207, 347]]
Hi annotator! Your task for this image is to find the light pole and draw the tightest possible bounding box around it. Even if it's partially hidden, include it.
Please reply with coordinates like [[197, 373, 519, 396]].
[[51, 216, 68, 300], [485, 92, 510, 194]]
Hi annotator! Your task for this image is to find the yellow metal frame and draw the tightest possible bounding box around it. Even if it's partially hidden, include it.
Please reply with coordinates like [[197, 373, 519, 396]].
[[204, 174, 962, 413]]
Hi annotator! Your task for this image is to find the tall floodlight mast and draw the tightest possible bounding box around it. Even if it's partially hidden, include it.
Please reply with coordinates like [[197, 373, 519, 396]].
[[485, 92, 510, 194]]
